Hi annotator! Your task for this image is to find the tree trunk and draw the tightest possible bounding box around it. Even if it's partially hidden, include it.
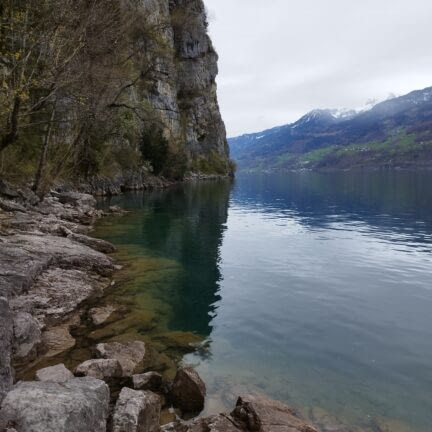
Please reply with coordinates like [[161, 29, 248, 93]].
[[33, 103, 56, 197], [0, 96, 21, 152]]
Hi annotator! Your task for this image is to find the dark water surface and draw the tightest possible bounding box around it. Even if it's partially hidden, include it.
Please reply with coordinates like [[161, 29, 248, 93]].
[[95, 171, 432, 431]]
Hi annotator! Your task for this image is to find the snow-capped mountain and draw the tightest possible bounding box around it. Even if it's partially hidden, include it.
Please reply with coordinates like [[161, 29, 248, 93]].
[[229, 86, 432, 170]]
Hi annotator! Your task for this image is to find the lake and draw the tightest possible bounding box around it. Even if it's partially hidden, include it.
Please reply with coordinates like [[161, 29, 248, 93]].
[[94, 171, 432, 431]]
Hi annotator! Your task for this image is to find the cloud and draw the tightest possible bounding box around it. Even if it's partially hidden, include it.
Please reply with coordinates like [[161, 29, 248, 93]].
[[204, 0, 432, 136]]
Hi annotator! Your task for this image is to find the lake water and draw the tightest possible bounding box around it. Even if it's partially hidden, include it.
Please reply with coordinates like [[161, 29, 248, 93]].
[[95, 171, 432, 431]]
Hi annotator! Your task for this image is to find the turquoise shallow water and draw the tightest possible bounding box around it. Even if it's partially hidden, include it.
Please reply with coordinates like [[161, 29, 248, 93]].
[[97, 171, 432, 431]]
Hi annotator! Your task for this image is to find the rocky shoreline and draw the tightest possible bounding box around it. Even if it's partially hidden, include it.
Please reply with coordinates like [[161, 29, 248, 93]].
[[0, 180, 322, 432]]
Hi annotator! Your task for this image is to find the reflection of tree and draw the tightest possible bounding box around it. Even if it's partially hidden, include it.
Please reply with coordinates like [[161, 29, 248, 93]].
[[121, 180, 232, 338]]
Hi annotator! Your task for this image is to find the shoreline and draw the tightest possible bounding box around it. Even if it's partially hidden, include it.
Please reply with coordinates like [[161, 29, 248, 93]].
[[0, 179, 321, 432]]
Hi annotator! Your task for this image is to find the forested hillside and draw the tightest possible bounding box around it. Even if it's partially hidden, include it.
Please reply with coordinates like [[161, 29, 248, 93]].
[[230, 87, 432, 171], [0, 0, 233, 196]]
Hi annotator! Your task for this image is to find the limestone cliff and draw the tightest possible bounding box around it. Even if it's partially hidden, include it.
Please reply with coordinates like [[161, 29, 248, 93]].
[[141, 0, 229, 166]]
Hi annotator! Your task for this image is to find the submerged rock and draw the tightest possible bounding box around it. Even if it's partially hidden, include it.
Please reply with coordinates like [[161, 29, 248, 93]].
[[162, 393, 319, 432], [89, 305, 117, 326], [112, 387, 161, 432], [75, 359, 122, 380], [132, 372, 163, 392], [232, 394, 318, 432], [95, 341, 147, 377], [0, 378, 110, 432], [42, 323, 76, 358], [35, 364, 74, 383], [170, 367, 206, 413]]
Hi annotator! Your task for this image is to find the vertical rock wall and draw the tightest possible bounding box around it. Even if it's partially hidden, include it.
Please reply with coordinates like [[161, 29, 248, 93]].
[[139, 0, 230, 169]]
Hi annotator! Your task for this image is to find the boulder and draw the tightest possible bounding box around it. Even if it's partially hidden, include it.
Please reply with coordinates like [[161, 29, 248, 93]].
[[112, 387, 161, 432], [56, 192, 97, 208], [0, 198, 26, 213], [89, 305, 117, 326], [95, 341, 147, 377], [62, 228, 116, 254], [12, 312, 43, 363], [170, 367, 206, 413], [42, 323, 76, 358], [0, 180, 20, 199], [75, 359, 122, 380], [35, 364, 74, 383], [0, 378, 110, 432], [133, 372, 163, 392], [0, 297, 13, 404], [11, 268, 110, 324], [232, 394, 318, 432]]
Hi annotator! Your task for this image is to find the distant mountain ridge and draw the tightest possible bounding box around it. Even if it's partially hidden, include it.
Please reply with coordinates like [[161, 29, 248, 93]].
[[229, 86, 432, 170]]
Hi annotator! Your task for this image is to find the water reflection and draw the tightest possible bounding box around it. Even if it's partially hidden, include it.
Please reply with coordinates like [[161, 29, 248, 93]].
[[97, 180, 232, 338], [95, 171, 432, 431]]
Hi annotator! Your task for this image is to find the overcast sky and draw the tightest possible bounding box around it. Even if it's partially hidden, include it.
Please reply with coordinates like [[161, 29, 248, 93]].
[[204, 0, 432, 137]]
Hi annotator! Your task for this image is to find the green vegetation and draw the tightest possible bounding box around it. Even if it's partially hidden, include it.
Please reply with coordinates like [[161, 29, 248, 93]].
[[260, 132, 432, 171]]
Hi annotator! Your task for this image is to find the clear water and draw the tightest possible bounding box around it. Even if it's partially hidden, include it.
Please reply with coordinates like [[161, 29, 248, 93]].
[[95, 171, 432, 431]]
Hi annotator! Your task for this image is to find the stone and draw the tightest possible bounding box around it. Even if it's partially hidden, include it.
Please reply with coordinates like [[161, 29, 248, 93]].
[[89, 305, 117, 326], [56, 192, 97, 208], [0, 232, 113, 299], [0, 180, 20, 199], [0, 297, 13, 404], [95, 341, 147, 377], [170, 367, 206, 413], [0, 378, 110, 432], [42, 324, 76, 357], [132, 372, 163, 391], [75, 359, 122, 380], [12, 312, 43, 363], [11, 268, 110, 324], [62, 228, 116, 254], [35, 364, 74, 383], [112, 387, 161, 432], [0, 198, 26, 213], [232, 394, 318, 432]]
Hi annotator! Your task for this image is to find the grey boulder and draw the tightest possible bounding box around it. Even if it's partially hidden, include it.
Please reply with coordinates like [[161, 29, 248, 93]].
[[132, 372, 162, 392], [95, 341, 147, 377], [112, 387, 161, 432], [0, 377, 110, 432], [35, 364, 74, 383], [75, 358, 122, 380], [12, 312, 43, 363]]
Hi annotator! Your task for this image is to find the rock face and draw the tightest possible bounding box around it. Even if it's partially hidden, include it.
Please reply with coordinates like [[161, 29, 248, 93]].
[[0, 297, 13, 404], [0, 378, 110, 432], [12, 312, 42, 364], [170, 367, 206, 413], [95, 341, 147, 377], [112, 387, 161, 432], [35, 364, 74, 383]]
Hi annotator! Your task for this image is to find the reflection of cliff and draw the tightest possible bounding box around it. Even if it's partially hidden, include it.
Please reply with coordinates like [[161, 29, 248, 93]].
[[234, 171, 432, 243], [127, 180, 232, 336]]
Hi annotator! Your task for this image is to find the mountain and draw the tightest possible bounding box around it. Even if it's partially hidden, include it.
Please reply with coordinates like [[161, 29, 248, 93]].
[[229, 87, 432, 171]]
